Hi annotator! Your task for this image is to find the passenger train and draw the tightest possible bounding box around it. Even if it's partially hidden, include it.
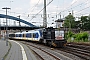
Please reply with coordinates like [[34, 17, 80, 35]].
[[9, 27, 67, 47]]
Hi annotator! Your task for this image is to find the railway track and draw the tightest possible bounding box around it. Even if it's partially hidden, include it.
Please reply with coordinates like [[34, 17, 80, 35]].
[[61, 43, 90, 60], [67, 43, 90, 51], [19, 40, 84, 60], [21, 41, 60, 60], [19, 40, 89, 60], [62, 47, 90, 60]]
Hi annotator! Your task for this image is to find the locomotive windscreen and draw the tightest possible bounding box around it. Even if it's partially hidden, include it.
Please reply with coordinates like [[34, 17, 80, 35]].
[[55, 30, 64, 40]]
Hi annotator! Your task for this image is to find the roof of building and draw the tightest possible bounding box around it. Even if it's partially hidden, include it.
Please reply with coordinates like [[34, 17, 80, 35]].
[[55, 19, 64, 22]]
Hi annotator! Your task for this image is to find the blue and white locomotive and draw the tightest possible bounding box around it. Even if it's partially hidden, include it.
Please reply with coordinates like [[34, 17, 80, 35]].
[[9, 27, 67, 47]]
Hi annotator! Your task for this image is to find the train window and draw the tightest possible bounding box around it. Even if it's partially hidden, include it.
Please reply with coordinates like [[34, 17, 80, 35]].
[[19, 34, 22, 37], [35, 33, 39, 38], [32, 33, 39, 38], [23, 34, 26, 37], [24, 34, 26, 37], [33, 33, 35, 38], [16, 34, 18, 37], [29, 33, 31, 38], [26, 33, 30, 38], [18, 34, 19, 37], [13, 34, 15, 37], [26, 34, 28, 37], [26, 33, 32, 38], [31, 33, 33, 38], [22, 34, 24, 37], [9, 34, 15, 37], [39, 30, 42, 37], [9, 34, 11, 37]]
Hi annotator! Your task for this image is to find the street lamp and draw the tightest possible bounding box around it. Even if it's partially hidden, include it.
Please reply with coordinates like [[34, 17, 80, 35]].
[[3, 21, 6, 40], [2, 7, 11, 46]]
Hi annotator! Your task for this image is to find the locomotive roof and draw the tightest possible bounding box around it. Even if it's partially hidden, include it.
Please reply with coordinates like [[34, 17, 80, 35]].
[[14, 28, 43, 34]]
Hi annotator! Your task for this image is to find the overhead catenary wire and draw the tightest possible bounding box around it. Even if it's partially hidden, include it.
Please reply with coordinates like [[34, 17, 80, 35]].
[[0, 0, 80, 18], [68, 0, 90, 17], [1, 0, 90, 21], [0, 0, 41, 16], [75, 0, 90, 15], [29, 0, 41, 14], [29, 0, 53, 21], [57, 0, 89, 15], [0, 10, 5, 12], [75, 5, 90, 15], [24, 0, 41, 20], [58, 0, 78, 14]]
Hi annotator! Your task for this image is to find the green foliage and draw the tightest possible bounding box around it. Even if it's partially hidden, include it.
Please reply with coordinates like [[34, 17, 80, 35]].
[[80, 16, 90, 30], [65, 33, 68, 40], [65, 31, 74, 40], [64, 14, 90, 30], [63, 13, 75, 28], [66, 31, 89, 42], [74, 33, 82, 40], [73, 32, 89, 42], [67, 31, 74, 38]]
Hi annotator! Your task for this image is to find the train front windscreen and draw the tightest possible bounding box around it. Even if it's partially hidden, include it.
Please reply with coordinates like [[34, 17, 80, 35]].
[[55, 30, 64, 40]]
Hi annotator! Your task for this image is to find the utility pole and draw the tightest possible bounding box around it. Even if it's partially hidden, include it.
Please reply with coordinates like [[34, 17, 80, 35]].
[[60, 12, 61, 19], [17, 15, 21, 26], [2, 7, 11, 46], [43, 0, 47, 28], [0, 19, 1, 35], [69, 13, 71, 32], [72, 10, 74, 16]]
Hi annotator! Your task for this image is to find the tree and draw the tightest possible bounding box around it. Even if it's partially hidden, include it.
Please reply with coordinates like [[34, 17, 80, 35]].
[[80, 16, 90, 30], [87, 15, 90, 30], [63, 13, 75, 29]]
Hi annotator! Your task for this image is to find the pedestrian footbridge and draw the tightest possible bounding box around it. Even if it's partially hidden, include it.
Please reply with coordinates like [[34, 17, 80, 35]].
[[0, 14, 37, 27]]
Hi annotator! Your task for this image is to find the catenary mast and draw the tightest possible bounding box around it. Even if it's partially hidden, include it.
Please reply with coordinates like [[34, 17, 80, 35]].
[[43, 0, 47, 27]]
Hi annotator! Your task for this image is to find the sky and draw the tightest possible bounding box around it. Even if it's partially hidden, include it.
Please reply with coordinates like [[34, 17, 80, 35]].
[[0, 0, 90, 27]]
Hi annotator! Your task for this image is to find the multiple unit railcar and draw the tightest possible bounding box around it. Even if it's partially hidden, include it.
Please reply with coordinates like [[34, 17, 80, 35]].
[[9, 27, 67, 47], [9, 29, 42, 41]]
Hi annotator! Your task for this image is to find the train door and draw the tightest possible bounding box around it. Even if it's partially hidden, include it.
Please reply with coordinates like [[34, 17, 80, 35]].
[[22, 34, 26, 40], [33, 33, 35, 41], [31, 33, 33, 41]]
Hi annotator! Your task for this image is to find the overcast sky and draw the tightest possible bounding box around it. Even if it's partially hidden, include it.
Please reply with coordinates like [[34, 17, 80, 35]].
[[0, 0, 90, 27]]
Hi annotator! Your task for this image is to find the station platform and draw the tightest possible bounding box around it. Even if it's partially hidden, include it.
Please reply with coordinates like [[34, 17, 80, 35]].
[[0, 39, 37, 60]]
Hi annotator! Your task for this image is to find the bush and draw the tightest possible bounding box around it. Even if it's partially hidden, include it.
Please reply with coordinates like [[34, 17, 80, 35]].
[[66, 31, 89, 42], [67, 31, 74, 38], [74, 32, 89, 42]]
